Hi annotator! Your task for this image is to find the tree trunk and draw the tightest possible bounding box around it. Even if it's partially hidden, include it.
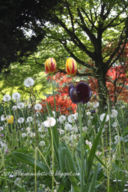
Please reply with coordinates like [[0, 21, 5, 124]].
[[97, 75, 109, 111]]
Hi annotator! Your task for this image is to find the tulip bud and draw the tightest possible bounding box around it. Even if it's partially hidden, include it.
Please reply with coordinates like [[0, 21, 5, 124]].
[[7, 115, 14, 124], [66, 57, 77, 75], [45, 58, 56, 73]]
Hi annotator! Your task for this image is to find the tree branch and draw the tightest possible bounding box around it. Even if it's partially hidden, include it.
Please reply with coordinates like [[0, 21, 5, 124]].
[[105, 27, 127, 70], [77, 8, 97, 45], [59, 39, 94, 69], [107, 38, 127, 70], [65, 0, 75, 33], [55, 16, 95, 59], [81, 8, 97, 30], [103, 8, 126, 31]]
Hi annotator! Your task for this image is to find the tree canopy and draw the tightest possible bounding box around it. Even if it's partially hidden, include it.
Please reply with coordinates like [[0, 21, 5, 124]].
[[0, 0, 61, 72]]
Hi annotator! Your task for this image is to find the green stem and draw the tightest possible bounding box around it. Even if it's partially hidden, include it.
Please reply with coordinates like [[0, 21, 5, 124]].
[[107, 98, 111, 192], [34, 147, 37, 192], [78, 104, 84, 192], [50, 128, 55, 192], [51, 79, 56, 113]]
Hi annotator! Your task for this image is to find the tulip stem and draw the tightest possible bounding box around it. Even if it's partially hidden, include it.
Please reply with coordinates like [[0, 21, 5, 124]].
[[78, 104, 84, 192]]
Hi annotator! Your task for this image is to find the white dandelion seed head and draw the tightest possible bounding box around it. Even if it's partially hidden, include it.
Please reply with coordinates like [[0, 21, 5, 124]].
[[0, 126, 4, 131], [0, 141, 8, 152], [34, 103, 42, 111], [9, 174, 14, 178], [83, 126, 88, 131], [21, 133, 27, 138], [24, 77, 34, 87], [100, 113, 109, 122], [26, 116, 33, 123], [29, 132, 35, 138], [18, 117, 24, 124], [111, 109, 118, 118], [58, 115, 66, 124], [39, 140, 45, 147], [69, 134, 77, 141], [40, 135, 45, 139], [3, 94, 11, 102], [17, 102, 25, 109], [112, 121, 118, 128], [12, 92, 21, 101], [73, 125, 78, 133], [64, 122, 73, 131], [12, 105, 17, 111], [38, 127, 43, 132], [43, 117, 56, 127], [93, 102, 99, 108], [26, 127, 31, 133], [86, 102, 91, 108], [68, 114, 76, 123], [1, 115, 6, 121], [86, 111, 91, 116], [59, 129, 65, 135]]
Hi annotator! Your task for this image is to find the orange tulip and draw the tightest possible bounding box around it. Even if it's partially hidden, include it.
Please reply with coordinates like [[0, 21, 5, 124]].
[[44, 58, 56, 73], [66, 57, 77, 75]]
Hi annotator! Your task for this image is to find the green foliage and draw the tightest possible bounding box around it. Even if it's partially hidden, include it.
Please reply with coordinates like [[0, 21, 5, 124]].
[[0, 0, 62, 72], [0, 55, 51, 100]]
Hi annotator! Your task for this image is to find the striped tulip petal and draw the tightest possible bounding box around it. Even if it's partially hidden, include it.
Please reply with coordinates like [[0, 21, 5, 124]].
[[66, 57, 77, 75], [44, 58, 56, 73]]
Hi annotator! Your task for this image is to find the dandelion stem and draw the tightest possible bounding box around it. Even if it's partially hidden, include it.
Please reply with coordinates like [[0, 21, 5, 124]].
[[34, 147, 37, 192], [51, 128, 55, 192]]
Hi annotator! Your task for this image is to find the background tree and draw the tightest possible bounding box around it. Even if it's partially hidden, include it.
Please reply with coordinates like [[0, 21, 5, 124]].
[[0, 0, 62, 73], [42, 0, 128, 108]]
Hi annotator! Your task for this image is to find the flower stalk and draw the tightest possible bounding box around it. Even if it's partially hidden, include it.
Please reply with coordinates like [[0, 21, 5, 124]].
[[78, 103, 85, 192]]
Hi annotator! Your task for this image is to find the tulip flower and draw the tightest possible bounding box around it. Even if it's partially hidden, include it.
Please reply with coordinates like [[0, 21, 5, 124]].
[[45, 58, 56, 73], [6, 115, 14, 124], [69, 81, 92, 104], [66, 57, 77, 75]]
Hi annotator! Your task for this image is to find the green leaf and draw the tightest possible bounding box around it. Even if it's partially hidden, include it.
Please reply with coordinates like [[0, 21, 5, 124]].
[[10, 152, 49, 172], [71, 184, 80, 192], [58, 142, 79, 188], [88, 165, 99, 192], [57, 184, 65, 192], [86, 113, 107, 178]]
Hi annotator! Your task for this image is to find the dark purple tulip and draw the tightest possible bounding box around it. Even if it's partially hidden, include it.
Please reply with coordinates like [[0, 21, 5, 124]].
[[69, 81, 92, 104]]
